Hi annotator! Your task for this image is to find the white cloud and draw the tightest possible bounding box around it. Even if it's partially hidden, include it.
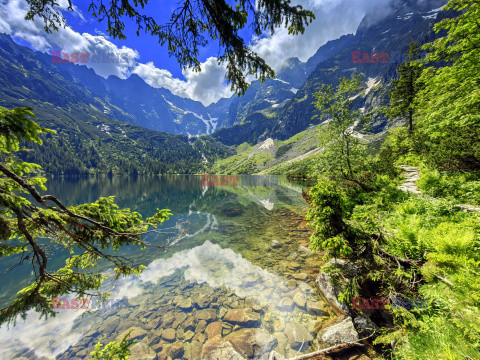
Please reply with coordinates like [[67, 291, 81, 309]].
[[251, 0, 391, 70], [0, 0, 138, 79], [0, 0, 393, 104], [133, 57, 233, 106]]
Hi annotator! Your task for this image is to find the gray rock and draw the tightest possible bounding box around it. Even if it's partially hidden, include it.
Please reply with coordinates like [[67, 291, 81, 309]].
[[320, 317, 359, 345], [316, 259, 360, 313]]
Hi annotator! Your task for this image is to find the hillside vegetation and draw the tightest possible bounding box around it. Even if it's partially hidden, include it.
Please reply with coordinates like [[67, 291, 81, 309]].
[[212, 2, 480, 359]]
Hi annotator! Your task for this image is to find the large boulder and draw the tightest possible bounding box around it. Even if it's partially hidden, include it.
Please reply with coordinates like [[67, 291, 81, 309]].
[[316, 259, 360, 313], [226, 328, 278, 358], [319, 317, 359, 345], [284, 322, 314, 350]]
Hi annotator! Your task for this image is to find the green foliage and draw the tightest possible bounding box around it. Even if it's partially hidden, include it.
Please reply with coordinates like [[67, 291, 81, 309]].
[[377, 127, 424, 167], [306, 3, 480, 358], [306, 179, 352, 258], [378, 196, 480, 359], [417, 168, 480, 205], [415, 0, 480, 170], [312, 75, 372, 190], [91, 330, 135, 360], [0, 107, 172, 325]]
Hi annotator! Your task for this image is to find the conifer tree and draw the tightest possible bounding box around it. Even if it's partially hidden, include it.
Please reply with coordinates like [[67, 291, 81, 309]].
[[389, 42, 423, 135]]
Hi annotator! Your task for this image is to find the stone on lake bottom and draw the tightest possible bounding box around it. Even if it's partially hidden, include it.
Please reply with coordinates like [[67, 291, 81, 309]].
[[284, 322, 314, 350], [223, 308, 261, 327], [161, 328, 176, 342], [226, 328, 278, 358]]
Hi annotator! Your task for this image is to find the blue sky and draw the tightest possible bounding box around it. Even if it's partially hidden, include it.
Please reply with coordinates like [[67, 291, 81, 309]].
[[64, 0, 234, 80], [0, 0, 391, 105]]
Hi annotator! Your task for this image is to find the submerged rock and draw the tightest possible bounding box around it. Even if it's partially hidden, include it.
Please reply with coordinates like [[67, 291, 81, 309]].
[[271, 240, 282, 249], [226, 328, 278, 358], [177, 298, 193, 310], [196, 309, 217, 322], [284, 322, 314, 350], [161, 328, 177, 342], [115, 327, 147, 342], [205, 321, 223, 339], [292, 292, 307, 309], [129, 342, 157, 360], [184, 340, 203, 360], [194, 294, 211, 309], [278, 297, 295, 311], [223, 308, 261, 327], [201, 335, 246, 360], [166, 341, 184, 359]]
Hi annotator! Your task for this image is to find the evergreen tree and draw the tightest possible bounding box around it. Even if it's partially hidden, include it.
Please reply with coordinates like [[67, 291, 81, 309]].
[[0, 107, 172, 324], [389, 42, 423, 135]]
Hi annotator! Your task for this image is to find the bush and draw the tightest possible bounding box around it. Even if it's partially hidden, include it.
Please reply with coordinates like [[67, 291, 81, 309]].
[[417, 168, 480, 205]]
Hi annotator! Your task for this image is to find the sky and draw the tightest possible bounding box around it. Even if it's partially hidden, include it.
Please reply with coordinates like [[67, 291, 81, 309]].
[[0, 0, 391, 105]]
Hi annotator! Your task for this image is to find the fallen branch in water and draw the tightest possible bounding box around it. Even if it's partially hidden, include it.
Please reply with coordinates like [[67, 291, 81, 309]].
[[283, 339, 366, 360], [280, 331, 376, 360]]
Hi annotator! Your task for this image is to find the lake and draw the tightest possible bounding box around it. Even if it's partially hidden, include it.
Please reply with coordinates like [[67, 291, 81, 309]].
[[0, 175, 336, 360]]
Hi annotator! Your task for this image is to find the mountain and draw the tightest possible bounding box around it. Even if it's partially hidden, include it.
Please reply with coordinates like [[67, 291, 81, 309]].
[[0, 33, 233, 136], [0, 34, 232, 175], [211, 0, 449, 145], [0, 0, 450, 162]]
